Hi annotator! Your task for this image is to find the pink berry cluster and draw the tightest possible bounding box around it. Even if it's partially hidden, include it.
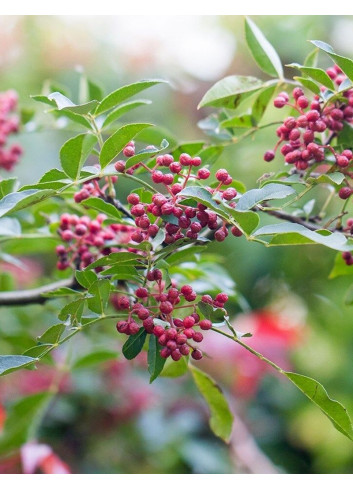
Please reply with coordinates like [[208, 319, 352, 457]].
[[264, 68, 353, 180], [114, 269, 229, 362], [74, 175, 118, 203], [117, 151, 242, 244], [0, 90, 22, 171], [56, 213, 136, 270]]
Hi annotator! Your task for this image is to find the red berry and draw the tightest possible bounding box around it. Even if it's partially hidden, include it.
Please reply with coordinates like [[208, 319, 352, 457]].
[[160, 301, 174, 314], [215, 169, 229, 182], [199, 319, 212, 330], [136, 287, 148, 298], [179, 153, 192, 166], [274, 97, 287, 108], [198, 168, 210, 180], [222, 188, 237, 200], [264, 150, 275, 162], [183, 316, 195, 328], [152, 171, 164, 183], [191, 349, 203, 360], [216, 293, 228, 303], [231, 226, 243, 237], [127, 193, 140, 205], [339, 187, 352, 199]]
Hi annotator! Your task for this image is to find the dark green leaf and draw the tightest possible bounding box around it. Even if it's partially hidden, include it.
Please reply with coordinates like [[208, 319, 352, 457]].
[[58, 298, 85, 322], [122, 328, 147, 360], [190, 365, 234, 442], [99, 123, 153, 168], [244, 17, 283, 78], [148, 334, 166, 383], [251, 84, 276, 122]]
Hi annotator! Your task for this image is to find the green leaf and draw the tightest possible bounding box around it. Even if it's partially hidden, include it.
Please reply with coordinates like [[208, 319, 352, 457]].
[[310, 41, 353, 81], [99, 123, 153, 168], [287, 64, 335, 90], [0, 392, 52, 456], [125, 139, 169, 169], [344, 283, 353, 305], [294, 76, 320, 95], [251, 84, 276, 122], [75, 269, 100, 289], [253, 223, 353, 252], [49, 108, 92, 129], [198, 76, 270, 109], [285, 372, 353, 441], [337, 122, 353, 147], [161, 356, 189, 378], [58, 298, 85, 322], [37, 324, 66, 345], [244, 17, 283, 78], [85, 251, 144, 270], [148, 334, 167, 383], [41, 287, 81, 298], [72, 350, 118, 369], [0, 178, 18, 199], [0, 355, 37, 376], [87, 279, 111, 314], [0, 189, 56, 218], [122, 328, 147, 360], [80, 196, 123, 220], [304, 48, 319, 67], [95, 79, 167, 115], [48, 91, 99, 114], [102, 99, 152, 128], [307, 172, 345, 186], [221, 114, 254, 129], [60, 133, 97, 180], [329, 252, 353, 279], [190, 365, 234, 442], [236, 183, 296, 211]]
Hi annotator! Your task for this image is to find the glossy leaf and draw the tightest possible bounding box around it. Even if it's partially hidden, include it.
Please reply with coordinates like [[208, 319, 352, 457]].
[[75, 269, 101, 289], [99, 123, 153, 168], [310, 41, 353, 81], [236, 183, 296, 211], [253, 223, 353, 252], [190, 365, 233, 442], [48, 92, 99, 114], [251, 84, 276, 122], [122, 329, 147, 360], [60, 134, 97, 180], [245, 17, 283, 78], [0, 178, 18, 199], [148, 335, 166, 383], [0, 189, 56, 218], [0, 355, 37, 376]]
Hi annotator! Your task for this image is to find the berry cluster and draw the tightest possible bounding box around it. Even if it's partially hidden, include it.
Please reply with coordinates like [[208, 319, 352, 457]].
[[56, 213, 136, 270], [74, 175, 118, 203], [117, 151, 242, 244], [264, 67, 353, 183], [114, 269, 229, 362], [0, 90, 22, 171]]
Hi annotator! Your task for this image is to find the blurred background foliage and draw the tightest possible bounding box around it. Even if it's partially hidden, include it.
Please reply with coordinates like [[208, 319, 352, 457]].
[[1, 15, 353, 474]]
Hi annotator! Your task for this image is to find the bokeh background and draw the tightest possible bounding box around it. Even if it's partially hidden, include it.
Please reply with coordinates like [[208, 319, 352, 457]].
[[1, 15, 353, 474]]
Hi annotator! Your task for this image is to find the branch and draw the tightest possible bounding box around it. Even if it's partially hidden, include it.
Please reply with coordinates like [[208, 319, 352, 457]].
[[0, 277, 78, 307]]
